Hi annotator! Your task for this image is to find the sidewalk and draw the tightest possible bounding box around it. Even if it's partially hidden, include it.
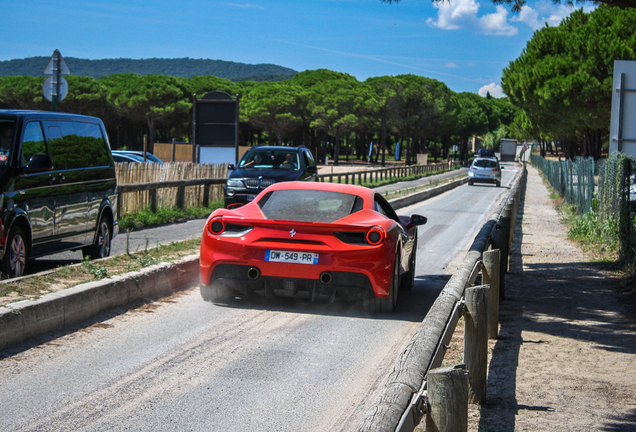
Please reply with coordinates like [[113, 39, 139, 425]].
[[477, 164, 636, 431]]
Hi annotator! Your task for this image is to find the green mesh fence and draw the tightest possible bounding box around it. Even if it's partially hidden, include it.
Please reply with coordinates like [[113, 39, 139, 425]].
[[530, 154, 595, 214], [597, 153, 633, 259]]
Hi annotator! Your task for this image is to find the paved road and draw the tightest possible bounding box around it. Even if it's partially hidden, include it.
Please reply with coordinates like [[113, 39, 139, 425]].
[[1, 165, 518, 432]]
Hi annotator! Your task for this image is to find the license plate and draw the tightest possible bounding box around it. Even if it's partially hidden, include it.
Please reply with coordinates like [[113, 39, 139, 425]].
[[247, 195, 256, 201], [265, 250, 319, 265]]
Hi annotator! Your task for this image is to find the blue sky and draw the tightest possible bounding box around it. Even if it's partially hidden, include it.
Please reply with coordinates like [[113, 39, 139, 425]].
[[2, 0, 590, 96]]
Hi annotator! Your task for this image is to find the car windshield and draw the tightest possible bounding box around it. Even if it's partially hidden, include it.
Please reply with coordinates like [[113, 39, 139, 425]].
[[239, 150, 299, 170], [259, 190, 361, 222], [474, 159, 498, 168], [0, 119, 16, 167]]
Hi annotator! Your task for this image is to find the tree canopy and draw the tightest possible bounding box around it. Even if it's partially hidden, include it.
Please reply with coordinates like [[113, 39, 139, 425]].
[[0, 69, 515, 165], [502, 5, 636, 158]]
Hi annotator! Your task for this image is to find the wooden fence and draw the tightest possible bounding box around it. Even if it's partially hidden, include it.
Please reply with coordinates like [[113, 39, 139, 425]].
[[115, 162, 227, 217], [357, 163, 527, 432]]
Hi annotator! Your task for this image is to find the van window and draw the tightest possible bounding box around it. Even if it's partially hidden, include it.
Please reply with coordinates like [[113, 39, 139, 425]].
[[74, 121, 110, 167], [21, 122, 47, 166], [45, 120, 110, 169], [45, 120, 75, 170]]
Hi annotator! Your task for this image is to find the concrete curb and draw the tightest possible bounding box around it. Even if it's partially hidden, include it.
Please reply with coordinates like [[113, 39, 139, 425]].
[[0, 254, 200, 350], [0, 174, 468, 351]]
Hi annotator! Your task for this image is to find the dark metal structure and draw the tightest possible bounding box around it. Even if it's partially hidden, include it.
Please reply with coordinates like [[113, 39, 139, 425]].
[[192, 91, 240, 164]]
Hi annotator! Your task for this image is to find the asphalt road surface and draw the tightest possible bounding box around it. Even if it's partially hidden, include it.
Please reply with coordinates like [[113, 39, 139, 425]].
[[1, 164, 517, 432]]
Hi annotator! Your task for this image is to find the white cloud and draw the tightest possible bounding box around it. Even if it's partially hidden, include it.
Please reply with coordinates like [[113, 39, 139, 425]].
[[426, 0, 587, 36], [479, 6, 517, 36], [479, 83, 505, 98], [511, 2, 579, 30], [445, 61, 457, 68], [427, 0, 517, 36]]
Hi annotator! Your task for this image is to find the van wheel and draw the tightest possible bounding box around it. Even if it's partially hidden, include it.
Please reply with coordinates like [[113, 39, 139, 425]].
[[2, 226, 28, 278], [83, 216, 112, 260]]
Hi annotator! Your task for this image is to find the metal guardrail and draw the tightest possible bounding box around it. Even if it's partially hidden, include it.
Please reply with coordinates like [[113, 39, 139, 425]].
[[357, 163, 527, 432], [317, 161, 460, 185]]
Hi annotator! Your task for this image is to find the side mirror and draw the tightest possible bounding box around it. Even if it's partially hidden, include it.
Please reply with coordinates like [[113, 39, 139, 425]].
[[24, 154, 54, 173], [307, 165, 317, 174], [411, 214, 427, 226], [228, 164, 235, 170], [405, 214, 427, 230]]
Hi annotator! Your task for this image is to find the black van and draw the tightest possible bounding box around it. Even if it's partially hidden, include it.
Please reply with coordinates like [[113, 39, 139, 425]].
[[0, 110, 118, 278]]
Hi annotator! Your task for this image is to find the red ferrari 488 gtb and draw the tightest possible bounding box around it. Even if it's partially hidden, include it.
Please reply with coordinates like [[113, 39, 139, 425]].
[[199, 181, 427, 312]]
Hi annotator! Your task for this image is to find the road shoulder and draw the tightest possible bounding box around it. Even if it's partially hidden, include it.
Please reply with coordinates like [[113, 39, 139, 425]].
[[477, 163, 636, 431]]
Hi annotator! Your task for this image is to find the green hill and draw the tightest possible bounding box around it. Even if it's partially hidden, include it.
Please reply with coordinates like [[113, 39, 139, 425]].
[[0, 57, 297, 82]]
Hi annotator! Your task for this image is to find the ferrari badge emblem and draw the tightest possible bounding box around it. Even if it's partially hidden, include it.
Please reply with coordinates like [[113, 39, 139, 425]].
[[290, 229, 296, 237]]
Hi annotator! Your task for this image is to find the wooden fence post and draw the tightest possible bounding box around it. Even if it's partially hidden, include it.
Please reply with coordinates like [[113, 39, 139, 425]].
[[176, 185, 185, 209], [464, 285, 489, 405], [203, 184, 210, 207], [171, 138, 176, 162], [426, 365, 468, 432], [482, 249, 500, 339], [149, 189, 157, 213]]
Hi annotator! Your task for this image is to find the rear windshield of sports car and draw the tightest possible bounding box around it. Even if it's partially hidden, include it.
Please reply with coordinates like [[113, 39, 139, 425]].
[[258, 190, 363, 222]]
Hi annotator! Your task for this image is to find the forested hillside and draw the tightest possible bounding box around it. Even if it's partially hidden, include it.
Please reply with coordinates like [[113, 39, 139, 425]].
[[0, 57, 297, 82]]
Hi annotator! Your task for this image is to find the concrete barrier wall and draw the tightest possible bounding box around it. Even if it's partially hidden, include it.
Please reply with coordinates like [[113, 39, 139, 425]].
[[0, 255, 200, 350]]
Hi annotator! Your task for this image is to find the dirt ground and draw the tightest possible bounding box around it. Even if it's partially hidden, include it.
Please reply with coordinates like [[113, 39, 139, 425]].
[[464, 164, 636, 431]]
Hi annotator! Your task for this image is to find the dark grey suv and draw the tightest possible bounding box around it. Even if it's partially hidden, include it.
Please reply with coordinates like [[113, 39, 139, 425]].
[[0, 110, 118, 278], [224, 146, 318, 208]]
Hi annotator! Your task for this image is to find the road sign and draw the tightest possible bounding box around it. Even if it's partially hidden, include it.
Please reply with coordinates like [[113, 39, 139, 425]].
[[42, 75, 68, 102], [43, 49, 71, 111], [43, 50, 70, 75]]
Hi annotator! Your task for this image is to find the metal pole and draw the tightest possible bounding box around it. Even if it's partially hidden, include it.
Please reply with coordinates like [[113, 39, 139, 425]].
[[52, 51, 59, 112]]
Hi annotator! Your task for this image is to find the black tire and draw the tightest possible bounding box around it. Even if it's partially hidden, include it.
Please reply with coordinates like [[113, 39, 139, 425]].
[[2, 226, 28, 278], [363, 254, 399, 313], [200, 283, 230, 303], [400, 237, 417, 291], [82, 215, 112, 260], [468, 180, 473, 186]]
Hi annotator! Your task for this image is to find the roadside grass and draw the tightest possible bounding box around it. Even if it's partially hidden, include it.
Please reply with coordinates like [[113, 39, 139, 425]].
[[543, 177, 622, 267], [118, 202, 222, 230], [0, 238, 200, 306]]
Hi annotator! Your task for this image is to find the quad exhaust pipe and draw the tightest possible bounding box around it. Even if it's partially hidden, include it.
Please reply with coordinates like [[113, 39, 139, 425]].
[[320, 272, 332, 285], [247, 267, 261, 280]]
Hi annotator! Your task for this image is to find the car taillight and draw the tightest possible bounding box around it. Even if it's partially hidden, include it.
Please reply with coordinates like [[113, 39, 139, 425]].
[[208, 218, 225, 235], [366, 227, 385, 245]]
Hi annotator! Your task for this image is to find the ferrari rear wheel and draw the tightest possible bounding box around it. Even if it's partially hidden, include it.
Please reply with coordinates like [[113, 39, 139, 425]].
[[200, 283, 230, 303], [400, 237, 417, 291], [363, 254, 399, 313]]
